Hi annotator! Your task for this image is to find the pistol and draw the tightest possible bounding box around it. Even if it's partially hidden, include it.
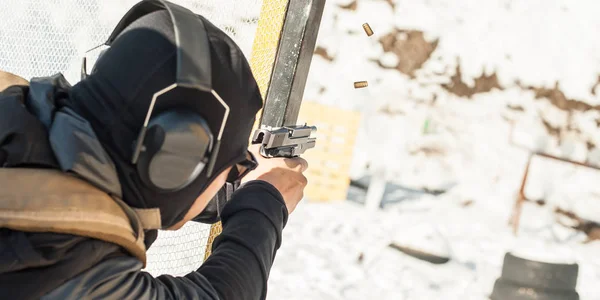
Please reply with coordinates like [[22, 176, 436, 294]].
[[251, 125, 317, 158]]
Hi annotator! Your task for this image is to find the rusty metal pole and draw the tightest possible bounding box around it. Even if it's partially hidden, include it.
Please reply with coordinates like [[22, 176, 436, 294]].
[[510, 153, 533, 235]]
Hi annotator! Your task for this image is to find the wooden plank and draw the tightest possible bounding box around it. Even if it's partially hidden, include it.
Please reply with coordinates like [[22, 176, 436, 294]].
[[297, 101, 361, 202]]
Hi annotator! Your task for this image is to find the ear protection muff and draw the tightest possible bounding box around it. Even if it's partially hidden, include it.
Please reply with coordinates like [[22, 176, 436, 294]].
[[136, 110, 213, 191], [81, 0, 231, 192]]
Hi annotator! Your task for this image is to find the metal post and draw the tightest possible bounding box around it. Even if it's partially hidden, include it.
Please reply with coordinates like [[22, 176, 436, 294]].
[[259, 0, 326, 127], [365, 172, 386, 211], [205, 0, 326, 261]]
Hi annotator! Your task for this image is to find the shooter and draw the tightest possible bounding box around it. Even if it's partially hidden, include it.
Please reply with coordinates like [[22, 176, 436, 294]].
[[0, 1, 309, 299]]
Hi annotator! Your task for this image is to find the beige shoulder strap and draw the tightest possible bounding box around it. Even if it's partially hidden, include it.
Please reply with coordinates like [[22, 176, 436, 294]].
[[0, 168, 149, 267], [0, 69, 29, 92]]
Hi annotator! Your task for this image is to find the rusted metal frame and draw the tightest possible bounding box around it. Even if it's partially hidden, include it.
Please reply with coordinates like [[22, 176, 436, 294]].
[[510, 151, 600, 235]]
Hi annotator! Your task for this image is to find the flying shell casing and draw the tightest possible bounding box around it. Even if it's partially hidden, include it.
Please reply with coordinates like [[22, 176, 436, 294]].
[[362, 23, 374, 36], [354, 81, 368, 89]]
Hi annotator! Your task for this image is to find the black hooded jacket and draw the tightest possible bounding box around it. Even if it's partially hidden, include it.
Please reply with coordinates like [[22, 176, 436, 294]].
[[0, 7, 288, 300], [72, 7, 263, 230]]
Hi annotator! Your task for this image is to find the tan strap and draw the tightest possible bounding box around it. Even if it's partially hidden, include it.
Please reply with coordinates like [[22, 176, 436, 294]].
[[0, 69, 29, 91], [0, 169, 148, 266], [133, 208, 162, 230], [0, 210, 147, 267]]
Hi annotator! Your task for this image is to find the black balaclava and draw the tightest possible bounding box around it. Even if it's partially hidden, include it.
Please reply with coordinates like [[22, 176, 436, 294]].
[[69, 10, 262, 230]]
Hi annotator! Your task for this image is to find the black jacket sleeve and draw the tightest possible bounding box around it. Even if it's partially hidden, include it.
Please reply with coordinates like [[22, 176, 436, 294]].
[[41, 180, 288, 300], [154, 180, 288, 300]]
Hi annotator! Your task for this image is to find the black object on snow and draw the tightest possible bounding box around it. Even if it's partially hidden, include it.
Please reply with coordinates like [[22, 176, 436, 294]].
[[490, 252, 580, 300], [501, 252, 579, 291], [490, 279, 579, 300], [388, 242, 450, 265]]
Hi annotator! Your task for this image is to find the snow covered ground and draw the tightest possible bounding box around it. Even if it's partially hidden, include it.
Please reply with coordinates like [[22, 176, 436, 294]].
[[269, 0, 600, 299]]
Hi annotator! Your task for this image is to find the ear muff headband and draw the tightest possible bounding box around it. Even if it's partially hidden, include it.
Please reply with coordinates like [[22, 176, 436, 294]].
[[81, 0, 230, 191]]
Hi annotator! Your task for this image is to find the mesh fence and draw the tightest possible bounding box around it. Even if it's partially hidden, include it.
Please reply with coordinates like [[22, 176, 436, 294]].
[[0, 0, 263, 276], [0, 0, 262, 83]]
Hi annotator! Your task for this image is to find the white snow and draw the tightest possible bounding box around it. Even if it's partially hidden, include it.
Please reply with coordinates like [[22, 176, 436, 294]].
[[269, 0, 600, 299], [379, 52, 399, 68]]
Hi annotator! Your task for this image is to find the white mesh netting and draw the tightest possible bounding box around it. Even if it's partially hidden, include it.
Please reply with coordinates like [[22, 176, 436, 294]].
[[0, 0, 262, 276]]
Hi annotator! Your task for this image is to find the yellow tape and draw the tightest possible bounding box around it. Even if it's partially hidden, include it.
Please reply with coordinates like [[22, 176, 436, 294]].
[[249, 0, 289, 100], [203, 221, 223, 260]]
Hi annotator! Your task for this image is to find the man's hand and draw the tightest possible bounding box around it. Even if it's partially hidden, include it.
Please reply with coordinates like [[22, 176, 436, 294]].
[[242, 145, 308, 214]]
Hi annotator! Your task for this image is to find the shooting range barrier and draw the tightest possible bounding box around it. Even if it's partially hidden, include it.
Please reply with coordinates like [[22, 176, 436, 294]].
[[509, 151, 600, 235], [507, 121, 600, 236], [297, 102, 362, 202]]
